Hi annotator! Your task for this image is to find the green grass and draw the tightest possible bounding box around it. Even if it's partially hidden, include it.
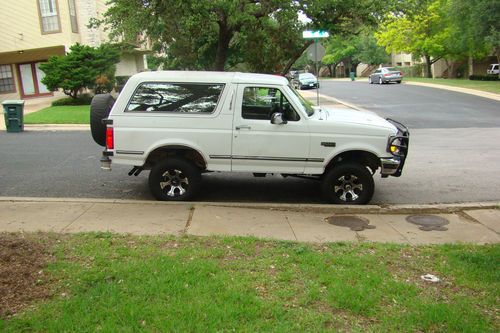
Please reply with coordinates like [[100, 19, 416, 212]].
[[1, 233, 499, 332], [404, 77, 500, 94], [24, 105, 90, 124]]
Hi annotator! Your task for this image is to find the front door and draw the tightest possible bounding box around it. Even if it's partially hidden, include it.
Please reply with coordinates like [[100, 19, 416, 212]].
[[17, 62, 51, 98], [231, 85, 310, 173]]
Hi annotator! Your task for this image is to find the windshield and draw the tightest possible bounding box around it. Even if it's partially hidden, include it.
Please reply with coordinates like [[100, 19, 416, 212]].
[[288, 85, 314, 117], [299, 73, 316, 80]]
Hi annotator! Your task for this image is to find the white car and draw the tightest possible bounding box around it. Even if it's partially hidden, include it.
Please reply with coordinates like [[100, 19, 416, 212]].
[[487, 64, 499, 75], [90, 71, 409, 204]]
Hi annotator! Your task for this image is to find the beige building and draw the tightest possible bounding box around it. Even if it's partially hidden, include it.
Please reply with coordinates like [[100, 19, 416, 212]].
[[0, 0, 148, 102]]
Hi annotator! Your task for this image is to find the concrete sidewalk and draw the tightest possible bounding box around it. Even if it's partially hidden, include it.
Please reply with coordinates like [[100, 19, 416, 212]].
[[1, 197, 498, 244]]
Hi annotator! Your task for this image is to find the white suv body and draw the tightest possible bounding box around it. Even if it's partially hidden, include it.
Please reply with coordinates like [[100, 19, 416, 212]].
[[93, 71, 409, 204]]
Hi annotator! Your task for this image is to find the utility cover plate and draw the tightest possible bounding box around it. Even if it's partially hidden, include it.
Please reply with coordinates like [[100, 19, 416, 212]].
[[406, 215, 449, 231]]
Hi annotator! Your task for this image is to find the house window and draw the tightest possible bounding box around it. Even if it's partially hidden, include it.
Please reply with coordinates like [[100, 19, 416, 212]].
[[38, 0, 60, 33], [68, 0, 78, 33], [0, 65, 15, 93]]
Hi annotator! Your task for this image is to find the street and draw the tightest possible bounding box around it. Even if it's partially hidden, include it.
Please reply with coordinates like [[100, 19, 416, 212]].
[[1, 81, 499, 204]]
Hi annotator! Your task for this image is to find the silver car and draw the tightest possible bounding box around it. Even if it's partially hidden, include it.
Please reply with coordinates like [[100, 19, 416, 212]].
[[369, 67, 403, 84]]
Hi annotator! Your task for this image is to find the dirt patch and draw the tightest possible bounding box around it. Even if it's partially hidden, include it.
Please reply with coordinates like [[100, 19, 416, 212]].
[[0, 233, 54, 318]]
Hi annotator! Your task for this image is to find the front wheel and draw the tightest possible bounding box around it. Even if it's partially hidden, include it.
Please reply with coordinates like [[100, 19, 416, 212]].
[[368, 77, 373, 84], [378, 77, 383, 85], [322, 163, 374, 205], [148, 158, 201, 201]]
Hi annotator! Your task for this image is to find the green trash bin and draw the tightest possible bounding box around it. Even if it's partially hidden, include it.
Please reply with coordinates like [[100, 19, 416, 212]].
[[349, 72, 356, 81], [2, 100, 25, 132]]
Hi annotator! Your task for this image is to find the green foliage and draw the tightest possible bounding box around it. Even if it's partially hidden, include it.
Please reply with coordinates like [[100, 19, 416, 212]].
[[96, 0, 399, 74], [51, 94, 92, 106], [39, 43, 120, 98], [469, 75, 500, 81]]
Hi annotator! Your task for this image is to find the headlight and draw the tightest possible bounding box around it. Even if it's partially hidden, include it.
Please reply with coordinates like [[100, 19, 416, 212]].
[[387, 137, 404, 156]]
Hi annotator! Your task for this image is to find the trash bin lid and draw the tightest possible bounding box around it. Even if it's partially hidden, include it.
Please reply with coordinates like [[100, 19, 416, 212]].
[[2, 100, 25, 105]]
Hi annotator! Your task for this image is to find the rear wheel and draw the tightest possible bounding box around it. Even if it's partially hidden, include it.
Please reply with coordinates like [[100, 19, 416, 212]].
[[148, 158, 201, 201], [396, 80, 402, 84], [322, 163, 374, 205], [90, 94, 115, 146]]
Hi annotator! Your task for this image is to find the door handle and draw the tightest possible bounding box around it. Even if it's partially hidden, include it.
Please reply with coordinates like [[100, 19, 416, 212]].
[[235, 125, 251, 130]]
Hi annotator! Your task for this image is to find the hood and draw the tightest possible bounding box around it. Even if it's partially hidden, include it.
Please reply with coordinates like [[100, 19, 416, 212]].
[[315, 107, 397, 132]]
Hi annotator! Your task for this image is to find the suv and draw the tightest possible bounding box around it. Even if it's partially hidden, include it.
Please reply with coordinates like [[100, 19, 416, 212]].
[[487, 64, 499, 75], [90, 71, 409, 204]]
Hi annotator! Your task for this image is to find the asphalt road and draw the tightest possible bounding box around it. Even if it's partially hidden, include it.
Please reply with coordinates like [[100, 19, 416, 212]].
[[1, 127, 500, 204], [318, 80, 500, 129]]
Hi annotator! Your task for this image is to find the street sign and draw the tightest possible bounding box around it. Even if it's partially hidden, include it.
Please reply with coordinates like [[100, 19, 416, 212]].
[[302, 30, 330, 39], [306, 42, 325, 62]]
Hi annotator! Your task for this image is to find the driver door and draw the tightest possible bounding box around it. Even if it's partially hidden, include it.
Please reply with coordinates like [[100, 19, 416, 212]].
[[231, 85, 310, 173]]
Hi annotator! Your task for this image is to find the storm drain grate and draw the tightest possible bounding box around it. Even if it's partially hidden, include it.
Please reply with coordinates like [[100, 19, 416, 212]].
[[406, 215, 449, 231], [326, 215, 375, 231]]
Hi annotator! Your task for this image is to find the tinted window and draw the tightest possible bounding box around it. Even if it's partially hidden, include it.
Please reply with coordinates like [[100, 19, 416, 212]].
[[242, 87, 300, 121], [127, 82, 224, 113]]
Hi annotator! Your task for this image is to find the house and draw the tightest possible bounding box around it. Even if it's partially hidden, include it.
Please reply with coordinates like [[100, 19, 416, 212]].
[[0, 0, 149, 103]]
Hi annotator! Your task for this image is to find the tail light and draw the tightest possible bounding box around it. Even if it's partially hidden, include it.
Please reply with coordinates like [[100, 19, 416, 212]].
[[400, 72, 403, 76], [106, 127, 114, 149], [384, 74, 390, 77]]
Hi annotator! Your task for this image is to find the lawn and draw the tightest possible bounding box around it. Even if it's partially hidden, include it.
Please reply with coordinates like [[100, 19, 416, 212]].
[[24, 105, 90, 124], [1, 233, 498, 332], [404, 77, 500, 94]]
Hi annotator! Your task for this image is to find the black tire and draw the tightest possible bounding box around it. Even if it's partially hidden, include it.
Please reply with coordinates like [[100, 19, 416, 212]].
[[368, 77, 373, 84], [90, 94, 115, 146], [378, 77, 383, 85], [322, 163, 374, 205], [396, 80, 402, 84], [148, 158, 201, 201]]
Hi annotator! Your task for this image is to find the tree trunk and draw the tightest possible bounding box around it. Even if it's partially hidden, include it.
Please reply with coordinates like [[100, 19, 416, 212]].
[[280, 41, 313, 75], [424, 54, 432, 78], [214, 18, 232, 72]]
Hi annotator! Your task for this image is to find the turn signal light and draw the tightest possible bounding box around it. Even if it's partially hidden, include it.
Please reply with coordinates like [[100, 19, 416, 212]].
[[106, 127, 114, 149]]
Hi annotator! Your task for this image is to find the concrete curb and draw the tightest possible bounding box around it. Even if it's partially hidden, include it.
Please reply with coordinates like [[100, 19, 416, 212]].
[[1, 196, 498, 215]]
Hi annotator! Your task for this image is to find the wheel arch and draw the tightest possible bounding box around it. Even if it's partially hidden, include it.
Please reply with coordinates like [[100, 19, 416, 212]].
[[144, 144, 207, 170], [324, 149, 380, 175]]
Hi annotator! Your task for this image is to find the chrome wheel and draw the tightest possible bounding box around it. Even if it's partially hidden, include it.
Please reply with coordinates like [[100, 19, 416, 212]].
[[379, 77, 383, 84], [333, 175, 363, 202], [322, 163, 374, 205], [160, 169, 189, 197]]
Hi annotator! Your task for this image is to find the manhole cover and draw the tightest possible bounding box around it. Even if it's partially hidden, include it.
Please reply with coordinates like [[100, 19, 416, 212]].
[[406, 215, 449, 231], [326, 215, 375, 231]]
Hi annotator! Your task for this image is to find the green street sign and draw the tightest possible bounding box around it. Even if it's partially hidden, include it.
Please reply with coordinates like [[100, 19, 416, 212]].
[[302, 30, 330, 39]]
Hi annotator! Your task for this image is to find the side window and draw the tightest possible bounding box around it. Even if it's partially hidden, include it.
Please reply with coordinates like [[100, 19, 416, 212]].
[[127, 83, 224, 113], [242, 87, 300, 121]]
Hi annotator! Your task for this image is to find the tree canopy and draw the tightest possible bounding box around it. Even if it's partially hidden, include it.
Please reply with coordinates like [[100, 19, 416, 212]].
[[95, 0, 398, 73], [39, 43, 120, 98]]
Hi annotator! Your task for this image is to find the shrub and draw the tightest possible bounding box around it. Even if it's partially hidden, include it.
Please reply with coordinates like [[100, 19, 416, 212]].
[[51, 94, 93, 106], [468, 75, 500, 81]]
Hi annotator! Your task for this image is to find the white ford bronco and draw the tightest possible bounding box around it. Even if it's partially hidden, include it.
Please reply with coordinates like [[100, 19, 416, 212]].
[[90, 71, 409, 204]]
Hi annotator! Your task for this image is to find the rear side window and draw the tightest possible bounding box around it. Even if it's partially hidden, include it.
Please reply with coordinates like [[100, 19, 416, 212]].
[[127, 82, 224, 113]]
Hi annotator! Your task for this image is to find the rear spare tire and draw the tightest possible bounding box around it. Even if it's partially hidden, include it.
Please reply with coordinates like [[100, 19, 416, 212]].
[[90, 94, 115, 146]]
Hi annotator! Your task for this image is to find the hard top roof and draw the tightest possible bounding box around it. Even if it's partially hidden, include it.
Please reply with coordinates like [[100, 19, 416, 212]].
[[130, 70, 288, 85]]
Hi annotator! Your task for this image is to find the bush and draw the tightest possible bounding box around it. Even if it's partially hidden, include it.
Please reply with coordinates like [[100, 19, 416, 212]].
[[469, 75, 500, 81], [51, 94, 93, 106], [395, 64, 424, 78]]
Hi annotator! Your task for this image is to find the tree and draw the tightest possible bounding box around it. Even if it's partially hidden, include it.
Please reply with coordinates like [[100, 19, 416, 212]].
[[375, 0, 450, 78], [40, 43, 120, 98], [96, 0, 399, 74]]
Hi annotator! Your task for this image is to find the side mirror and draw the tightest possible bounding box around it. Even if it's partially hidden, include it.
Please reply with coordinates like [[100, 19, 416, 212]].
[[271, 112, 287, 125]]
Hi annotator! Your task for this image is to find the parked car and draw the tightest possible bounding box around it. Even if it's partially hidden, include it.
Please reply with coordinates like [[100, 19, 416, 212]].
[[369, 67, 403, 84], [292, 73, 319, 89], [487, 64, 499, 75], [90, 71, 409, 205]]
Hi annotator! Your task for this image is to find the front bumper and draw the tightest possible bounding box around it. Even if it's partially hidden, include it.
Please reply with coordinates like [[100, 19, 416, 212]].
[[382, 118, 410, 177]]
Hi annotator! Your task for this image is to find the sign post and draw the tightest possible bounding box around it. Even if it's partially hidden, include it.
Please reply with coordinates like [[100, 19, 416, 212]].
[[302, 30, 329, 105]]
